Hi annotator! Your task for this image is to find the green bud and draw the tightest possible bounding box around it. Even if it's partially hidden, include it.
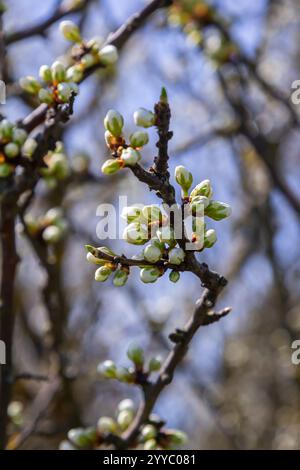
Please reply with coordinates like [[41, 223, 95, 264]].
[[39, 65, 52, 82], [38, 88, 54, 104], [205, 200, 231, 221], [67, 428, 92, 448], [86, 252, 106, 265], [133, 108, 155, 128], [87, 36, 104, 52], [140, 266, 161, 284], [4, 142, 19, 159], [117, 410, 134, 431], [21, 138, 37, 159], [0, 119, 14, 140], [66, 65, 83, 83], [59, 20, 82, 43], [12, 128, 27, 146], [116, 367, 134, 383], [129, 131, 149, 148], [168, 247, 185, 265], [166, 429, 187, 446], [127, 344, 144, 367], [121, 147, 141, 166], [204, 228, 217, 248], [190, 179, 213, 200], [42, 225, 63, 243], [149, 356, 162, 372], [142, 205, 162, 224], [0, 163, 13, 178], [190, 195, 209, 215], [117, 399, 135, 413], [57, 82, 72, 102], [142, 424, 157, 441], [98, 45, 119, 65], [156, 226, 175, 245], [123, 222, 148, 245], [113, 269, 128, 287], [46, 153, 70, 179], [97, 417, 117, 434], [51, 61, 66, 83], [101, 158, 122, 175], [175, 165, 193, 194], [94, 265, 112, 282], [144, 439, 157, 450], [19, 76, 41, 94], [81, 53, 97, 68], [169, 270, 180, 283], [97, 360, 117, 378], [121, 206, 142, 223], [143, 244, 162, 263], [104, 109, 124, 137]]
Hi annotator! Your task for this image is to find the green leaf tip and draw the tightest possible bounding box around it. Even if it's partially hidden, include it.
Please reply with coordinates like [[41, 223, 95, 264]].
[[160, 87, 168, 103], [85, 244, 96, 254]]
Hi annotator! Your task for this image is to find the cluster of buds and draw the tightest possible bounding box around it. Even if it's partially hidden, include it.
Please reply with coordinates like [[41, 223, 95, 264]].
[[40, 141, 70, 185], [60, 397, 186, 450], [101, 106, 155, 175], [175, 165, 231, 250], [0, 119, 36, 178], [86, 245, 129, 286], [24, 207, 68, 244], [97, 344, 162, 385]]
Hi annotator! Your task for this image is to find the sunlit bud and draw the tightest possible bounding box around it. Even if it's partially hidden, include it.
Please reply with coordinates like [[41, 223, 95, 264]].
[[39, 65, 52, 82], [19, 76, 41, 94], [97, 360, 117, 378], [42, 225, 63, 243], [47, 153, 69, 179], [121, 147, 141, 166], [204, 228, 217, 248], [66, 64, 83, 83], [98, 45, 118, 65], [44, 207, 64, 224], [116, 367, 134, 383], [38, 88, 54, 104], [67, 428, 92, 448], [0, 163, 13, 178], [129, 131, 149, 148], [51, 61, 66, 82], [190, 179, 213, 200], [117, 410, 134, 431], [97, 417, 117, 434], [87, 36, 103, 52], [175, 165, 193, 195], [168, 247, 185, 265], [4, 143, 19, 159], [142, 425, 157, 441], [123, 222, 148, 245], [81, 53, 97, 68], [0, 119, 14, 140], [166, 429, 187, 446], [140, 266, 161, 284], [21, 137, 37, 159], [205, 200, 231, 221], [121, 206, 142, 223], [86, 252, 105, 265], [133, 108, 155, 128], [104, 109, 124, 137], [190, 195, 209, 215], [12, 128, 27, 146], [101, 158, 122, 175], [59, 20, 82, 43], [94, 265, 112, 282], [117, 399, 135, 413], [57, 82, 72, 102], [169, 270, 180, 283], [59, 440, 76, 450], [142, 205, 162, 224], [144, 439, 157, 450], [127, 344, 144, 367], [156, 226, 175, 245], [149, 356, 162, 372], [143, 244, 162, 263], [113, 269, 128, 287]]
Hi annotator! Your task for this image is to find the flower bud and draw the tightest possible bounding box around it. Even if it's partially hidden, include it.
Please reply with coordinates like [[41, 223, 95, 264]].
[[127, 344, 144, 367], [140, 266, 161, 284], [4, 142, 19, 159], [149, 356, 162, 372], [169, 270, 180, 283], [121, 147, 141, 166], [22, 137, 37, 159], [67, 428, 92, 448], [87, 36, 103, 52], [190, 195, 209, 216], [121, 206, 142, 223], [117, 399, 135, 413], [59, 20, 81, 43], [94, 265, 112, 282], [116, 367, 134, 383], [38, 88, 54, 104], [101, 158, 122, 175], [205, 200, 231, 221], [0, 163, 13, 178], [44, 207, 63, 224], [123, 222, 148, 245], [168, 247, 185, 265], [42, 225, 62, 243], [144, 439, 157, 450], [117, 410, 134, 431], [19, 76, 41, 94], [204, 228, 217, 248], [142, 205, 162, 224], [66, 64, 83, 83], [129, 131, 149, 148], [143, 243, 162, 263], [175, 165, 193, 195], [104, 109, 124, 137], [190, 179, 213, 200], [57, 82, 72, 102], [39, 65, 52, 82], [12, 128, 27, 146], [86, 252, 106, 265], [113, 269, 128, 287], [51, 61, 66, 83], [97, 417, 117, 434], [0, 119, 14, 140], [81, 53, 97, 68], [97, 360, 117, 378], [142, 424, 157, 441], [166, 429, 187, 446], [98, 45, 118, 65], [133, 108, 155, 128], [156, 226, 175, 245]]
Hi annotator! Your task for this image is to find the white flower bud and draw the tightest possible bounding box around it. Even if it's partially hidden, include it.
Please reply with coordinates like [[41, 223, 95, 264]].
[[98, 45, 118, 65], [86, 252, 106, 265], [39, 65, 52, 82], [57, 82, 72, 102], [104, 109, 124, 137], [129, 131, 149, 148], [97, 360, 117, 378], [123, 222, 148, 245], [0, 163, 13, 178], [4, 142, 19, 159], [149, 356, 162, 372], [169, 270, 180, 283], [127, 344, 144, 366], [121, 206, 142, 223], [12, 128, 27, 146], [113, 269, 128, 287], [42, 225, 63, 244], [190, 195, 209, 215], [190, 179, 213, 200], [166, 430, 187, 446], [168, 247, 185, 265], [117, 399, 135, 413], [142, 424, 157, 441], [142, 205, 162, 224], [117, 410, 134, 431], [175, 165, 193, 194], [144, 439, 157, 450], [101, 158, 122, 175], [204, 228, 217, 248], [59, 20, 81, 43], [156, 226, 175, 245], [133, 107, 155, 128], [205, 200, 231, 220], [97, 417, 117, 434], [143, 244, 162, 263], [19, 76, 41, 94], [44, 207, 63, 224], [51, 61, 66, 83], [94, 265, 112, 282], [121, 147, 141, 166], [140, 266, 161, 283], [66, 65, 83, 83], [81, 53, 97, 68], [38, 88, 54, 104], [22, 137, 37, 159]]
